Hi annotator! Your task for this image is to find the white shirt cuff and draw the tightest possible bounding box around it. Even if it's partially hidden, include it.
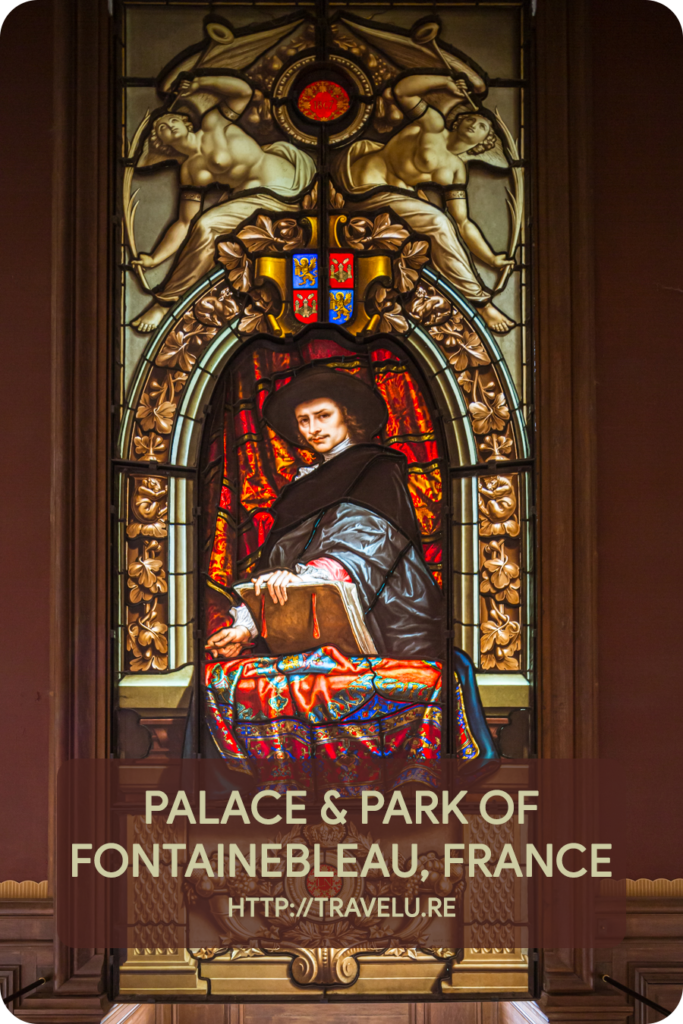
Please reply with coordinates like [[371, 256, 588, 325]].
[[230, 602, 258, 639]]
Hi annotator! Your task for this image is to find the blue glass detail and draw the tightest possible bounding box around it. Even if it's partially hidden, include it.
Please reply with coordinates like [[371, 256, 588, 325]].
[[329, 289, 353, 325], [344, 693, 417, 721], [292, 253, 318, 289]]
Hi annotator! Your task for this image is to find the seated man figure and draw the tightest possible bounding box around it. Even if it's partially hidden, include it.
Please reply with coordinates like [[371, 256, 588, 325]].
[[204, 366, 493, 777]]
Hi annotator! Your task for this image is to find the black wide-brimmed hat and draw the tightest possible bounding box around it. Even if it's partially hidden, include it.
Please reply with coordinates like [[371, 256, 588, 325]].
[[262, 365, 388, 447]]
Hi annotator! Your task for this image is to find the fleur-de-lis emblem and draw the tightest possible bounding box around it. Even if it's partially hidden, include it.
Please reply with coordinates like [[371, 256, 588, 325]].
[[294, 256, 317, 287]]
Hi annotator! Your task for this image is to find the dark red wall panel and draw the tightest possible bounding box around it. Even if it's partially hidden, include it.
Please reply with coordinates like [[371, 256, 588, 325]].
[[592, 0, 683, 757], [0, 0, 53, 881]]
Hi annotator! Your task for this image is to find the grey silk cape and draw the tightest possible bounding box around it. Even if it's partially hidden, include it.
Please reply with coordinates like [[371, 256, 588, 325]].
[[254, 444, 445, 661]]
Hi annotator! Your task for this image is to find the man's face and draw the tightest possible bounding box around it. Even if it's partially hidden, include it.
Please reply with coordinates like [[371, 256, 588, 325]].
[[295, 398, 348, 453]]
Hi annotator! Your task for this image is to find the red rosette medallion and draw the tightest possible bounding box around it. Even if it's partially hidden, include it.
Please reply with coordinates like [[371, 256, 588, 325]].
[[297, 80, 350, 123]]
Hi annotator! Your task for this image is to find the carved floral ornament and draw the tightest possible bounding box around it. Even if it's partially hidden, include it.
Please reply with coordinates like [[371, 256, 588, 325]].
[[478, 475, 523, 671], [467, 816, 516, 949], [125, 476, 170, 672]]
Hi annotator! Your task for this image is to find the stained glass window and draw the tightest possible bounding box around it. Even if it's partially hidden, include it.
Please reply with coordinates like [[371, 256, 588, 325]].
[[113, 0, 534, 997]]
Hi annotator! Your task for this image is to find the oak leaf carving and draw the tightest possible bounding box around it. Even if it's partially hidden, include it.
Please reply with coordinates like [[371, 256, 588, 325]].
[[379, 303, 408, 333], [368, 212, 410, 250], [237, 215, 303, 253], [393, 240, 430, 293], [217, 241, 253, 292], [371, 285, 408, 333], [344, 213, 409, 251], [237, 216, 276, 251], [136, 393, 176, 435], [344, 217, 373, 250], [238, 285, 277, 334], [470, 392, 510, 435], [237, 307, 267, 334]]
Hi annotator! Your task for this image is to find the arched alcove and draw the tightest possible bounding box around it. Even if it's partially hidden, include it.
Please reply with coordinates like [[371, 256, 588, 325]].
[[114, 267, 532, 758]]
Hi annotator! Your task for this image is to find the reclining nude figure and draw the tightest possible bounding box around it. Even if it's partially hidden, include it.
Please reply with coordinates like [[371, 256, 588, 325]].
[[334, 75, 515, 334], [131, 75, 315, 333]]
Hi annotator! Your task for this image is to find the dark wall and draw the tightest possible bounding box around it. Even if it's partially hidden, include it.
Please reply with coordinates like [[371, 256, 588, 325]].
[[0, 0, 681, 881], [0, 0, 53, 882], [592, 0, 683, 758]]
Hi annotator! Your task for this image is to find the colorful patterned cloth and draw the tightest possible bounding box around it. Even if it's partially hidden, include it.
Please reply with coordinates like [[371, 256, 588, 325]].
[[199, 341, 498, 778], [204, 646, 481, 784], [205, 646, 440, 771]]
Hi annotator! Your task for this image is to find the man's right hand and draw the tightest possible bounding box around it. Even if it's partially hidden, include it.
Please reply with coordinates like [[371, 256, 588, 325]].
[[205, 625, 251, 659]]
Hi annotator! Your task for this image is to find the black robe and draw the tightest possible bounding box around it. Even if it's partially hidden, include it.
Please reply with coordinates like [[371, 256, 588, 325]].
[[253, 443, 445, 662]]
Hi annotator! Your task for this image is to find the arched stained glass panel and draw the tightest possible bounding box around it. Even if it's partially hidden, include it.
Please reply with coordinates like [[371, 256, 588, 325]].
[[112, 0, 534, 999]]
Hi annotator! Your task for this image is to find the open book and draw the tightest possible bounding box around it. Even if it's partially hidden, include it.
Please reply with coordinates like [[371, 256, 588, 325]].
[[233, 579, 378, 658]]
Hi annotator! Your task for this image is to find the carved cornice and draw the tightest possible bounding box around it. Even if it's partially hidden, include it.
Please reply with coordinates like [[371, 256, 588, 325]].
[[0, 880, 48, 899], [626, 879, 683, 898]]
